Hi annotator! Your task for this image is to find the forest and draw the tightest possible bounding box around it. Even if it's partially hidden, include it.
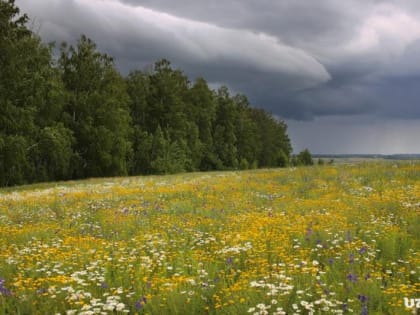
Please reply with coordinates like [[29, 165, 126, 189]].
[[0, 0, 310, 187]]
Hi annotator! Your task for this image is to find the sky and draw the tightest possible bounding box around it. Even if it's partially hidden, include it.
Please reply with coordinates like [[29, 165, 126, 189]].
[[16, 0, 420, 154]]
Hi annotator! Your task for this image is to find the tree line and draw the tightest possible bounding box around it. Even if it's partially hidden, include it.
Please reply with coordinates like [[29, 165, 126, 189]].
[[0, 0, 312, 187]]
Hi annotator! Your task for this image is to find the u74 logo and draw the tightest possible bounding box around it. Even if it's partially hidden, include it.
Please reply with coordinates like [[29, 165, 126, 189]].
[[404, 298, 420, 309]]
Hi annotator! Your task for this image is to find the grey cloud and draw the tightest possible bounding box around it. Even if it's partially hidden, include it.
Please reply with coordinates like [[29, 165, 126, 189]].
[[377, 39, 420, 78], [18, 0, 330, 92], [15, 0, 420, 125]]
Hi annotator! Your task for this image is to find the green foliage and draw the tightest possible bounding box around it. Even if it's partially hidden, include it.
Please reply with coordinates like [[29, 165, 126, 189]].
[[130, 128, 154, 174], [33, 124, 74, 181], [292, 149, 314, 166], [252, 108, 292, 167], [213, 87, 239, 169], [150, 126, 188, 174], [126, 61, 292, 176], [147, 59, 189, 140], [0, 1, 295, 186], [0, 0, 73, 185], [239, 158, 250, 170], [59, 35, 132, 178], [0, 135, 28, 186], [187, 78, 217, 171], [234, 95, 261, 169]]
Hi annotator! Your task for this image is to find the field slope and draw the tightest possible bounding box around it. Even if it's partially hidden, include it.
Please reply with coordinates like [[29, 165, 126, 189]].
[[0, 162, 419, 314]]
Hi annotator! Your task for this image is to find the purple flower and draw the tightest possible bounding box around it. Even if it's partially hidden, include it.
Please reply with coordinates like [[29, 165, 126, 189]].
[[347, 273, 358, 283], [359, 246, 367, 254], [135, 296, 147, 310], [349, 253, 355, 263], [328, 258, 334, 265], [226, 257, 233, 265], [135, 300, 143, 310], [358, 295, 369, 315], [0, 278, 12, 296], [361, 305, 369, 315], [357, 294, 368, 303]]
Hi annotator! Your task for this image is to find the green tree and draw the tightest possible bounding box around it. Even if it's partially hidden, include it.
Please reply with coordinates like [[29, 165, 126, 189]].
[[0, 135, 28, 186], [33, 124, 74, 181], [127, 66, 200, 173], [0, 0, 72, 185], [233, 94, 260, 168], [126, 70, 152, 174], [213, 87, 238, 169], [131, 130, 154, 174], [126, 70, 150, 129], [297, 149, 314, 166], [0, 0, 296, 185], [150, 126, 188, 174], [145, 59, 197, 171], [147, 59, 189, 140], [251, 108, 291, 168], [185, 77, 217, 170], [59, 35, 132, 178]]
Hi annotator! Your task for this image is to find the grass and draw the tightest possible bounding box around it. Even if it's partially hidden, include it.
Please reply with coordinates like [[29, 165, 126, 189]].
[[0, 162, 419, 314]]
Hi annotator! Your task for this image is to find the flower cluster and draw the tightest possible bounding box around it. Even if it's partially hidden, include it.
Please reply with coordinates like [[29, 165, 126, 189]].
[[0, 162, 419, 314]]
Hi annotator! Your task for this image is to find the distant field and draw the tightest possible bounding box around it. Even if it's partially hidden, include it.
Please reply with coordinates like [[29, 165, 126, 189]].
[[317, 157, 395, 165], [0, 163, 419, 314], [314, 155, 420, 165]]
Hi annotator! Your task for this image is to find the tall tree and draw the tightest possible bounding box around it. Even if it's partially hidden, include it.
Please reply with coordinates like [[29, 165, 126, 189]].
[[147, 59, 189, 140], [251, 108, 292, 167], [146, 60, 196, 171], [185, 77, 217, 170], [150, 125, 188, 174], [0, 0, 72, 185], [213, 87, 238, 169], [233, 94, 261, 169], [59, 35, 132, 178], [126, 70, 152, 174]]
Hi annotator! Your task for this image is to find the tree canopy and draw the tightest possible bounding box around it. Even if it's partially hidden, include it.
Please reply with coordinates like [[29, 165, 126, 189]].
[[0, 0, 296, 186]]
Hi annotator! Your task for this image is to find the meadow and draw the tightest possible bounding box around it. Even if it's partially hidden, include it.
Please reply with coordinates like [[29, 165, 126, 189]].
[[0, 162, 419, 315]]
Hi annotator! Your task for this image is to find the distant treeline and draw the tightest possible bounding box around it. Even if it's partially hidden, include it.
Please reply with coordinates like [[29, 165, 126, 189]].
[[0, 1, 303, 187], [313, 154, 420, 160]]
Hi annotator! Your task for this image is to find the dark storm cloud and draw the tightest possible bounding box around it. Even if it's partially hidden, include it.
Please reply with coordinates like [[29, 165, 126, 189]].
[[14, 0, 420, 153], [17, 0, 330, 89]]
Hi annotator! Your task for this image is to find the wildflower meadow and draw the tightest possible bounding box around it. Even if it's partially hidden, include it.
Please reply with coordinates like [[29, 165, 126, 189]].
[[0, 162, 419, 314]]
